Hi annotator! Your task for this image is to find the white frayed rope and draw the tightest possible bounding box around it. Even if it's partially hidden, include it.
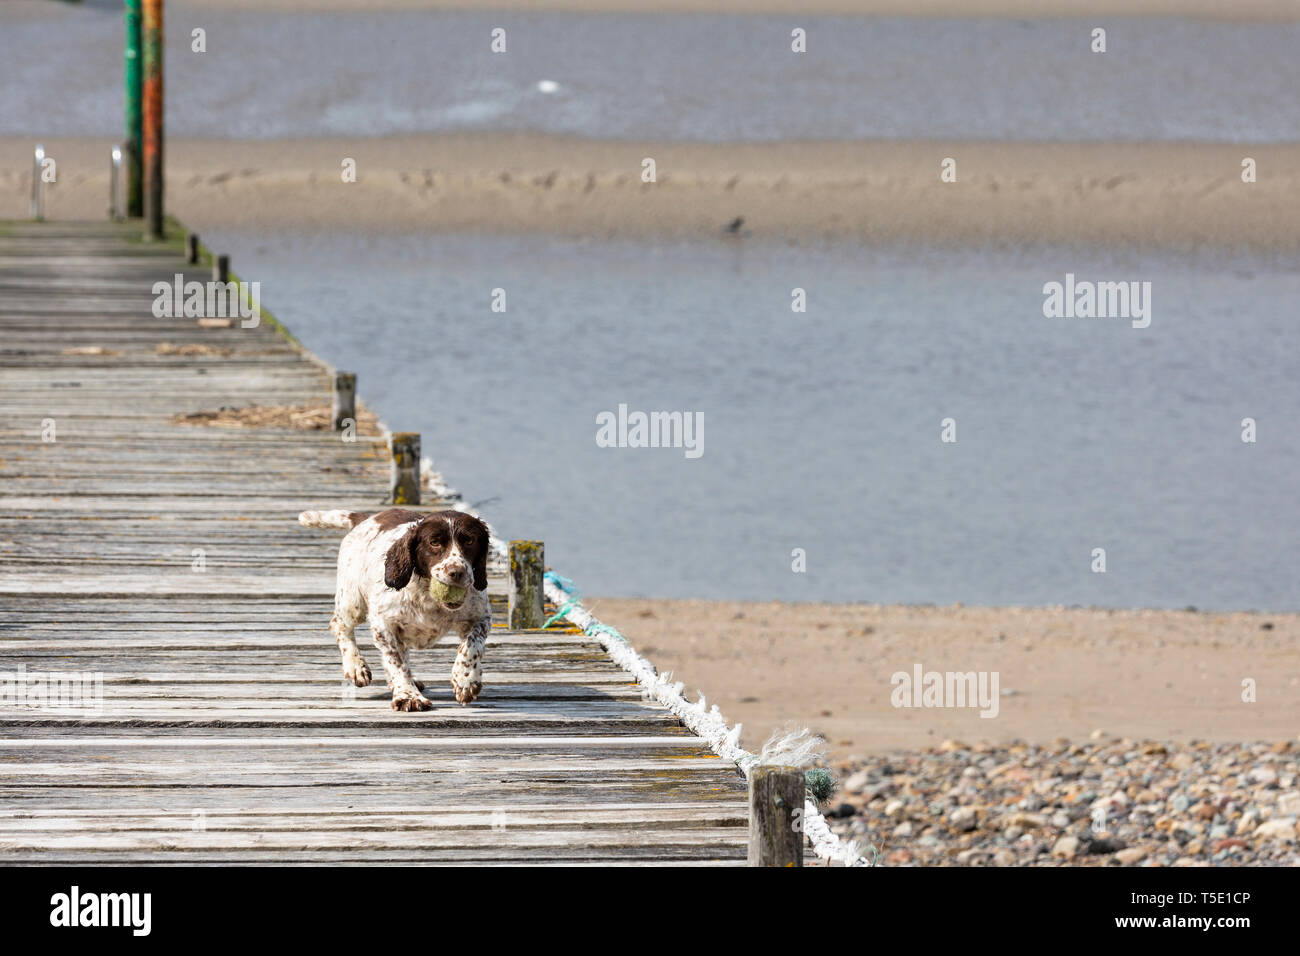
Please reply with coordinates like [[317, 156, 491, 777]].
[[543, 573, 866, 867]]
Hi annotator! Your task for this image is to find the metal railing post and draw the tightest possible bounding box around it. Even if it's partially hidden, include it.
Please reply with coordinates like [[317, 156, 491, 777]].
[[109, 145, 124, 221], [142, 0, 164, 239], [30, 144, 45, 221]]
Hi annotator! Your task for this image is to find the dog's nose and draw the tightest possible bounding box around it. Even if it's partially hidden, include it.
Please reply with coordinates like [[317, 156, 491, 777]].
[[442, 562, 472, 585]]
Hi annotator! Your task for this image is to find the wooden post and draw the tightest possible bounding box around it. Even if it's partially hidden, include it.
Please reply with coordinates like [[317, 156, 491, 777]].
[[748, 765, 805, 866], [141, 0, 163, 239], [213, 254, 229, 283], [186, 233, 199, 264], [332, 372, 356, 430], [389, 432, 420, 505], [509, 541, 545, 629], [124, 0, 143, 218]]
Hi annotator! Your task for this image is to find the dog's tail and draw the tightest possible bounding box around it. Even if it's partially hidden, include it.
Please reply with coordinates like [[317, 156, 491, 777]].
[[298, 509, 369, 530]]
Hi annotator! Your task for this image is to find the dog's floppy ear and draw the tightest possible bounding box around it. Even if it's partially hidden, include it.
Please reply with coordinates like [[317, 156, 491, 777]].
[[470, 516, 490, 592], [383, 523, 420, 590]]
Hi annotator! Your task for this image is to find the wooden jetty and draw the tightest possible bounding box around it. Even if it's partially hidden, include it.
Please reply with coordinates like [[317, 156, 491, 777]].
[[0, 220, 749, 864]]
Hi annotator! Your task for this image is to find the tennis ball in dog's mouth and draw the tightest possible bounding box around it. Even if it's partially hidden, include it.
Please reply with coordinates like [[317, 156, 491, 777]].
[[428, 579, 468, 605]]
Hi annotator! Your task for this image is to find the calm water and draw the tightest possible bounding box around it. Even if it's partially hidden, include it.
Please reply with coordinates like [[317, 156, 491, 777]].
[[3, 4, 1298, 142], [10, 4, 1299, 608], [206, 230, 1300, 611]]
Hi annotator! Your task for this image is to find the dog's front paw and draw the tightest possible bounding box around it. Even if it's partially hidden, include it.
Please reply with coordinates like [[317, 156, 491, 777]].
[[451, 675, 482, 706], [390, 691, 433, 712], [343, 658, 372, 687]]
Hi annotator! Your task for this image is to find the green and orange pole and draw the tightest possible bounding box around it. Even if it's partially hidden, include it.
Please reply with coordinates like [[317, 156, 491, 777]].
[[124, 0, 142, 217], [141, 0, 163, 239]]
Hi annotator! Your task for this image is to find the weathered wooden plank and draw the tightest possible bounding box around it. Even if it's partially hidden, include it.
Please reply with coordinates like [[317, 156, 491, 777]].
[[0, 780, 745, 810], [0, 807, 747, 834], [0, 829, 749, 853], [0, 708, 677, 726], [0, 850, 747, 865], [0, 734, 713, 751]]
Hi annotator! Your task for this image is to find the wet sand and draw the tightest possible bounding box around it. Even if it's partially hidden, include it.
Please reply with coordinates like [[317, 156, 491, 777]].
[[5, 135, 1297, 249], [587, 598, 1300, 760]]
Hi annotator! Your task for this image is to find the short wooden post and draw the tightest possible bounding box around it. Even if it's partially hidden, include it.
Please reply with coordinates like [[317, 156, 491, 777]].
[[748, 765, 805, 866], [332, 371, 356, 430], [186, 233, 199, 264], [141, 0, 163, 239], [213, 254, 229, 283], [389, 432, 420, 505], [509, 541, 545, 629]]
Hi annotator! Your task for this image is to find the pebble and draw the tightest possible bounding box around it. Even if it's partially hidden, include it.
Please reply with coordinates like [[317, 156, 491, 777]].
[[823, 738, 1300, 867], [1052, 836, 1080, 859], [949, 807, 978, 831], [843, 770, 872, 794], [1087, 836, 1125, 854], [1115, 846, 1148, 864], [1253, 819, 1297, 842], [1004, 811, 1047, 829], [1213, 838, 1248, 852], [1093, 790, 1129, 811], [1250, 767, 1279, 787]]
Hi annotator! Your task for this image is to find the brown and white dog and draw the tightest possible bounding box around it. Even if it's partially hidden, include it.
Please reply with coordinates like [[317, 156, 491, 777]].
[[298, 508, 492, 711]]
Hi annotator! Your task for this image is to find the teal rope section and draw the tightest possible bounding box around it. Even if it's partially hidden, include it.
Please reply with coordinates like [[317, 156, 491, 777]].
[[585, 622, 627, 644], [542, 572, 580, 627], [544, 571, 579, 597], [542, 601, 577, 629]]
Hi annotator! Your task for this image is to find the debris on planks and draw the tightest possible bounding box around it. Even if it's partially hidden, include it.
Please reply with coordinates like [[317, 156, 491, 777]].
[[171, 403, 381, 432], [61, 346, 124, 356], [155, 342, 232, 357]]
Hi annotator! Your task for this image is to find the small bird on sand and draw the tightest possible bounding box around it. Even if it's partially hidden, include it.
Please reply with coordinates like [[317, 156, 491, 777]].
[[724, 216, 744, 235]]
